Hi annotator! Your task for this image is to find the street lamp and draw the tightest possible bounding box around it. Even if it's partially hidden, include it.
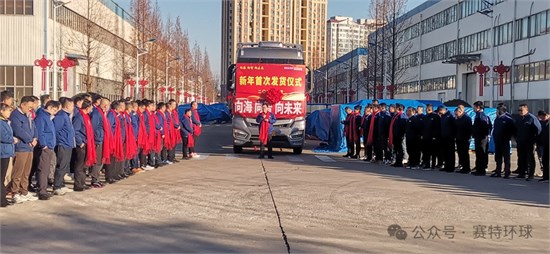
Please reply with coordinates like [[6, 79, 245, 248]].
[[135, 37, 156, 98], [314, 69, 328, 104], [336, 60, 352, 103], [477, 0, 495, 107], [509, 49, 536, 110], [165, 56, 182, 101], [51, 0, 70, 100]]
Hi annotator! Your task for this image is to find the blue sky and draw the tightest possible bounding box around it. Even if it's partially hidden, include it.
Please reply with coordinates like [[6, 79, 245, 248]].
[[115, 0, 425, 77]]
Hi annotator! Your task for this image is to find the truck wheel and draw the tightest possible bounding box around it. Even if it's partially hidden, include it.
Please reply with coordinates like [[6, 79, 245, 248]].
[[293, 147, 303, 155], [233, 146, 243, 153]]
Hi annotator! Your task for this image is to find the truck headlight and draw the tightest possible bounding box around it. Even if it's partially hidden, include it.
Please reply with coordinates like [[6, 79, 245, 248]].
[[233, 129, 248, 139], [289, 131, 304, 140]]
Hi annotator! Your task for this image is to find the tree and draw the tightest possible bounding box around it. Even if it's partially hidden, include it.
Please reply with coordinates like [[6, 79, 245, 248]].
[[367, 0, 413, 99]]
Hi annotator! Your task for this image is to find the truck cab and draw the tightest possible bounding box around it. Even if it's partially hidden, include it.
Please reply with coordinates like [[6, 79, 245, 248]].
[[226, 41, 312, 154]]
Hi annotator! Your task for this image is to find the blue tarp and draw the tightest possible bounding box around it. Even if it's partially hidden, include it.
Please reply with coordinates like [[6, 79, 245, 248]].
[[178, 103, 232, 124], [305, 108, 331, 141], [309, 99, 498, 153]]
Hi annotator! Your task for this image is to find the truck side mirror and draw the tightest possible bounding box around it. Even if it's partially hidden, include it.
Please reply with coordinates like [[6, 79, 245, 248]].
[[306, 67, 314, 94], [227, 64, 236, 91]]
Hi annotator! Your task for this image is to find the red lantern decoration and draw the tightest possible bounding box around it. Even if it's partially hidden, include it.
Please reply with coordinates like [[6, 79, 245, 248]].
[[387, 85, 396, 99], [34, 55, 53, 92], [473, 61, 490, 96], [127, 79, 136, 97], [376, 84, 385, 99], [262, 88, 283, 105], [139, 79, 148, 98], [57, 57, 76, 92], [159, 86, 166, 100], [493, 61, 510, 97]]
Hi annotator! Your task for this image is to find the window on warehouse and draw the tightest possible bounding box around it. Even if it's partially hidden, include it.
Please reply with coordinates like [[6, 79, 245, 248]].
[[0, 66, 34, 99], [0, 0, 33, 15]]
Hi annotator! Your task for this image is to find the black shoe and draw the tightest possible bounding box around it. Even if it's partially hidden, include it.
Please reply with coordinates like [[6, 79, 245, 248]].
[[392, 164, 403, 167], [511, 169, 520, 174], [515, 175, 526, 179], [268, 156, 274, 159], [38, 194, 50, 200], [183, 157, 190, 160], [172, 159, 180, 163], [539, 178, 549, 182], [457, 169, 470, 174], [473, 171, 486, 176], [106, 179, 118, 184], [350, 155, 358, 159], [526, 176, 534, 181], [74, 187, 85, 192], [490, 173, 501, 178], [342, 154, 350, 158]]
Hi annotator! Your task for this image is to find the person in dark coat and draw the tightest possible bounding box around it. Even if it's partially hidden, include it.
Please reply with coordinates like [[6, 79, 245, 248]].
[[405, 107, 420, 169], [389, 104, 407, 167], [537, 111, 549, 182], [377, 103, 392, 163], [180, 109, 194, 160], [491, 104, 516, 178], [421, 104, 441, 169], [361, 105, 373, 161], [536, 110, 548, 180], [438, 106, 456, 172], [454, 105, 472, 174], [514, 104, 542, 180], [472, 101, 492, 176]]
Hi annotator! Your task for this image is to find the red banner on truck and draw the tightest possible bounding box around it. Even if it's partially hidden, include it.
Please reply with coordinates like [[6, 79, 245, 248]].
[[233, 63, 307, 118]]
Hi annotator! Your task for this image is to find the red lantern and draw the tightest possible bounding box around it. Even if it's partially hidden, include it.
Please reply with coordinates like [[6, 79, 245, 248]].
[[127, 79, 136, 97], [34, 55, 53, 92], [139, 79, 148, 98], [493, 61, 510, 97], [473, 61, 490, 96], [387, 85, 396, 99], [376, 84, 385, 99], [57, 57, 76, 92], [159, 86, 166, 100]]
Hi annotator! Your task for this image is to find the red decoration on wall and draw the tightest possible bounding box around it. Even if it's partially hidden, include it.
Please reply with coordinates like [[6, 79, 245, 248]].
[[473, 61, 490, 96], [57, 57, 76, 92], [387, 85, 396, 99], [139, 79, 148, 98], [493, 61, 510, 97], [127, 79, 136, 97], [34, 55, 53, 92], [376, 84, 385, 99]]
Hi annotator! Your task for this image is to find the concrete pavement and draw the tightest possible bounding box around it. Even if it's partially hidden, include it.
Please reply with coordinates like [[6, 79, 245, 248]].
[[1, 124, 548, 253]]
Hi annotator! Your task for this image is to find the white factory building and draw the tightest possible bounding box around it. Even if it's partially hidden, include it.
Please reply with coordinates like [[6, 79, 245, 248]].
[[368, 0, 550, 111], [0, 0, 138, 101]]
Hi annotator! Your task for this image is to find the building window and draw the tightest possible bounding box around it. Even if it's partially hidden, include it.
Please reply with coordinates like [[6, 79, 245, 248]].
[[0, 0, 33, 15], [0, 66, 34, 99]]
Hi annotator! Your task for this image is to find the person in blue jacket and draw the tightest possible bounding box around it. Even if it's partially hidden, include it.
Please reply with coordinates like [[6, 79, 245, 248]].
[[1, 103, 15, 207], [472, 101, 493, 176], [256, 103, 277, 159], [515, 104, 542, 181], [437, 105, 456, 172], [52, 98, 76, 196], [35, 100, 61, 200], [180, 109, 194, 160], [9, 96, 39, 204], [89, 95, 105, 187], [491, 104, 516, 178]]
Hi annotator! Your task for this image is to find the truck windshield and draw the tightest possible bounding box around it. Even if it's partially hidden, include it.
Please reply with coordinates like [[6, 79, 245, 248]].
[[237, 58, 304, 65]]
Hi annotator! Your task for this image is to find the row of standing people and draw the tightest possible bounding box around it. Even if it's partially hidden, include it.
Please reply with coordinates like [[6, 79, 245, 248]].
[[342, 100, 549, 182], [0, 90, 203, 207]]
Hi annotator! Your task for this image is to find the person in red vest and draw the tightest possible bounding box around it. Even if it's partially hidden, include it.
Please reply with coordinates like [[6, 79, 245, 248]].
[[104, 101, 125, 184], [137, 100, 153, 170], [190, 101, 201, 158], [72, 99, 96, 191], [256, 103, 276, 159], [342, 106, 362, 159]]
